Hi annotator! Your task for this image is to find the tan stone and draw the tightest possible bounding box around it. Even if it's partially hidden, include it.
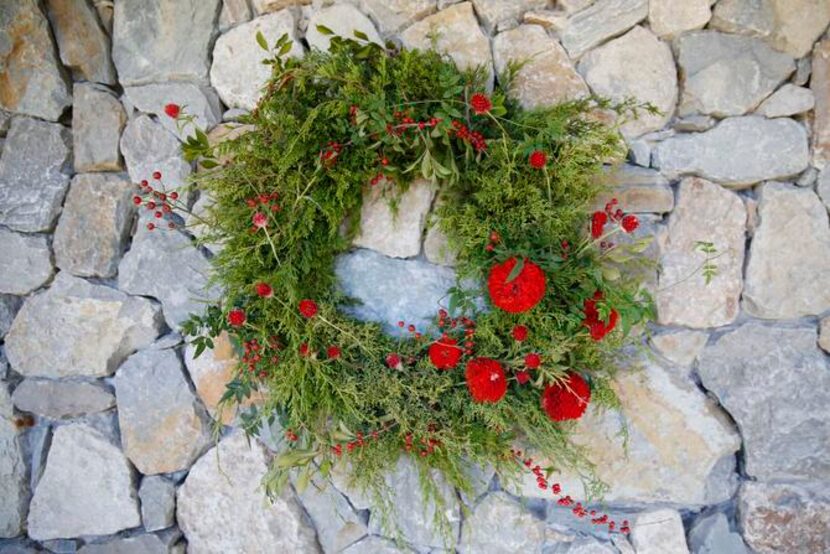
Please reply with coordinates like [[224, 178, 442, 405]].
[[650, 330, 709, 367], [361, 0, 436, 34], [813, 40, 830, 168], [595, 166, 674, 214], [45, 0, 116, 84], [251, 0, 310, 14], [648, 0, 711, 38]]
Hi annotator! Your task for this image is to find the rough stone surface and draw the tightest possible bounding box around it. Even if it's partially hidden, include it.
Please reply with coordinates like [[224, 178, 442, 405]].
[[118, 223, 217, 329], [647, 0, 710, 38], [0, 294, 22, 339], [114, 349, 212, 475], [54, 173, 135, 278], [423, 221, 456, 266], [0, 117, 71, 233], [676, 31, 794, 117], [211, 11, 304, 111], [120, 114, 191, 188], [335, 249, 456, 334], [5, 273, 163, 378], [0, 0, 71, 121], [123, 83, 223, 141], [296, 475, 367, 553], [470, 0, 546, 32], [698, 323, 830, 480], [820, 317, 830, 354], [361, 0, 436, 34], [219, 0, 252, 31], [813, 40, 830, 167], [650, 330, 708, 368], [400, 3, 494, 87], [27, 423, 140, 540], [11, 380, 115, 419], [45, 0, 116, 85], [743, 183, 830, 319], [252, 0, 310, 14], [756, 84, 814, 118], [657, 178, 746, 328], [0, 229, 53, 295], [307, 5, 382, 51], [688, 512, 748, 554], [630, 509, 689, 554], [78, 535, 172, 554], [493, 25, 588, 110], [72, 84, 126, 172], [458, 492, 547, 553], [559, 0, 648, 59], [177, 430, 320, 554], [653, 116, 809, 186], [595, 166, 674, 213], [0, 383, 27, 538], [112, 0, 222, 86], [341, 536, 406, 554], [138, 476, 176, 532]]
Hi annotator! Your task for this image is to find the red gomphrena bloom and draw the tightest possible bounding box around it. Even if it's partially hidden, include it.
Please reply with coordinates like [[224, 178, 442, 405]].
[[327, 345, 341, 359], [227, 308, 246, 327], [516, 370, 531, 384], [298, 299, 318, 318], [525, 352, 541, 369], [386, 353, 401, 369], [252, 212, 267, 228], [428, 338, 463, 370], [591, 211, 608, 239], [529, 150, 547, 169], [621, 214, 639, 233], [487, 258, 547, 314], [470, 92, 492, 115], [299, 342, 310, 357], [465, 357, 507, 404], [541, 373, 591, 422], [254, 282, 273, 298], [582, 291, 619, 341], [164, 103, 181, 118], [512, 325, 528, 342]]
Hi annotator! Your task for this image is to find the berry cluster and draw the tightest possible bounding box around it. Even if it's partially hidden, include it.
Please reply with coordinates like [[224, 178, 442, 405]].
[[403, 430, 442, 458], [245, 191, 280, 211], [387, 110, 440, 135], [484, 230, 500, 252], [449, 120, 487, 152], [320, 141, 343, 167], [582, 291, 619, 341], [591, 198, 639, 244], [330, 428, 386, 457], [241, 337, 280, 379], [133, 171, 180, 231]]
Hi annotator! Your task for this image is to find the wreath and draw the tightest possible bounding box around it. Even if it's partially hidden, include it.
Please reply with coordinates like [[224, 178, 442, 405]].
[[152, 31, 654, 545]]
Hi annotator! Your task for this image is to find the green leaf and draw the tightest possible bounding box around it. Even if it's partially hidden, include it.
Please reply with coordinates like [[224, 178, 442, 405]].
[[295, 466, 311, 493], [277, 42, 293, 57], [316, 24, 334, 35], [256, 31, 268, 51], [506, 258, 525, 283], [353, 30, 369, 41], [201, 159, 219, 169]]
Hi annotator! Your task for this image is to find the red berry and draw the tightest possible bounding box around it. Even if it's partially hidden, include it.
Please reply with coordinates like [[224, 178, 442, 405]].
[[152, 171, 161, 180], [516, 370, 531, 384], [164, 103, 181, 118], [169, 191, 179, 200], [146, 222, 155, 231], [133, 196, 142, 205], [154, 211, 162, 218]]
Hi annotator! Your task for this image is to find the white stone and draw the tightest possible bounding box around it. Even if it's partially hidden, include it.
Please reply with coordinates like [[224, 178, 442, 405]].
[[458, 492, 547, 553], [121, 114, 191, 188], [306, 4, 382, 51], [123, 83, 223, 141], [0, 229, 53, 295], [423, 222, 456, 266], [648, 0, 711, 38], [219, 0, 252, 31], [72, 84, 126, 172], [756, 84, 815, 118], [0, 383, 27, 538], [630, 509, 689, 554], [559, 0, 648, 59], [650, 330, 709, 367], [360, 0, 436, 34]]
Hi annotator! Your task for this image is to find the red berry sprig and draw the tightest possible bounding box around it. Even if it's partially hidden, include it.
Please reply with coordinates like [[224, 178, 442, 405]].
[[449, 120, 487, 152], [133, 171, 181, 231]]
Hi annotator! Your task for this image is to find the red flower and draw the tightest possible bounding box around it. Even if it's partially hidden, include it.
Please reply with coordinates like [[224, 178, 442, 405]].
[[227, 308, 246, 327], [465, 357, 507, 404], [591, 211, 608, 239], [327, 346, 341, 359], [299, 343, 310, 357], [386, 353, 401, 369], [524, 353, 541, 369], [621, 214, 639, 233], [298, 299, 318, 318], [252, 212, 267, 228], [512, 325, 528, 342], [428, 338, 462, 370], [164, 103, 181, 119], [487, 258, 547, 314], [254, 282, 273, 298], [541, 373, 591, 422], [582, 291, 619, 341], [470, 93, 492, 115], [516, 370, 531, 384], [529, 150, 547, 169]]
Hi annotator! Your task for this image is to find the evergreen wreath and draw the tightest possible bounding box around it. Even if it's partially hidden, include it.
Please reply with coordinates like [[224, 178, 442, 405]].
[[155, 30, 656, 545]]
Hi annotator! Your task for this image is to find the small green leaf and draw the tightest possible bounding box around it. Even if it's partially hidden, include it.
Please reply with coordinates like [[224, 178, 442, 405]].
[[277, 42, 293, 57], [506, 258, 525, 283], [353, 30, 369, 41], [201, 159, 219, 169], [316, 24, 334, 35], [256, 31, 268, 51]]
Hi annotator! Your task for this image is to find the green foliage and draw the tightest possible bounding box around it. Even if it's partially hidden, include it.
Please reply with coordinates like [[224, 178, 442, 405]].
[[181, 33, 654, 547]]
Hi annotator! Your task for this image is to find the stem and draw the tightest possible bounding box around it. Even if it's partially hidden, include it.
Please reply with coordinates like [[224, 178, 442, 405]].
[[262, 226, 281, 266]]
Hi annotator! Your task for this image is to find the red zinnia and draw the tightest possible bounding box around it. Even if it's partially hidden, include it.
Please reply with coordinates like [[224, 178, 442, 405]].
[[487, 258, 547, 314], [516, 370, 531, 384], [327, 346, 341, 359], [428, 338, 462, 370], [298, 299, 318, 318], [465, 357, 507, 404], [252, 212, 267, 228], [582, 291, 619, 341], [529, 150, 547, 169], [621, 214, 639, 233], [512, 325, 529, 342], [591, 211, 608, 239], [254, 282, 273, 298], [470, 92, 492, 115], [541, 373, 591, 422], [164, 103, 181, 119], [227, 308, 246, 327], [524, 352, 541, 369]]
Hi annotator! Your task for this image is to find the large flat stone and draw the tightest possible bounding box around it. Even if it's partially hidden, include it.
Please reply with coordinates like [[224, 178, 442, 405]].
[[77, 535, 174, 554], [559, 0, 648, 59], [45, 0, 116, 85], [123, 83, 223, 141], [306, 4, 382, 51], [595, 166, 674, 214], [0, 228, 53, 295], [630, 509, 689, 554], [295, 474, 367, 553], [0, 117, 72, 232], [72, 84, 126, 172], [11, 380, 115, 419], [688, 512, 748, 554], [813, 40, 830, 168], [458, 492, 547, 553], [0, 383, 27, 538], [361, 0, 436, 35], [5, 273, 163, 378], [648, 0, 710, 38], [120, 114, 191, 189], [756, 84, 814, 118]]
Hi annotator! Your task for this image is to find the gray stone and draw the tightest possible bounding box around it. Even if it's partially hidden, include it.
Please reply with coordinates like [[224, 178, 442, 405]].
[[73, 83, 127, 172], [559, 0, 648, 59], [112, 0, 222, 86], [657, 178, 746, 328], [595, 166, 674, 214], [123, 83, 223, 141], [118, 223, 217, 329], [470, 0, 546, 32], [335, 249, 456, 335], [743, 183, 830, 319], [5, 273, 163, 378], [360, 0, 436, 35], [307, 5, 382, 51], [738, 481, 830, 554], [78, 535, 171, 554], [296, 475, 367, 553], [710, 0, 774, 38], [45, 0, 116, 85], [676, 31, 794, 117], [673, 115, 716, 132], [0, 295, 21, 339], [177, 430, 320, 554], [650, 330, 708, 368], [0, 229, 53, 295], [796, 167, 818, 188], [139, 476, 176, 532], [211, 11, 304, 111], [492, 25, 588, 110], [820, 317, 830, 354], [688, 512, 748, 554], [653, 116, 809, 186], [120, 114, 191, 189], [813, 40, 830, 167], [115, 349, 212, 475], [27, 423, 140, 540], [458, 492, 546, 553], [698, 323, 830, 480], [648, 0, 711, 38], [756, 84, 815, 117], [0, 0, 71, 121], [219, 0, 252, 31], [40, 539, 76, 553], [0, 117, 71, 232], [794, 56, 811, 86], [630, 509, 689, 554], [341, 536, 408, 554], [54, 174, 135, 278], [0, 543, 39, 554], [11, 380, 114, 419], [626, 139, 651, 167], [558, 0, 595, 11], [0, 383, 27, 538], [353, 179, 436, 258]]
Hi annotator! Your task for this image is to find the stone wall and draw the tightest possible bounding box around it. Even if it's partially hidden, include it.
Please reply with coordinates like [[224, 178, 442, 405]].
[[1, 0, 829, 553]]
